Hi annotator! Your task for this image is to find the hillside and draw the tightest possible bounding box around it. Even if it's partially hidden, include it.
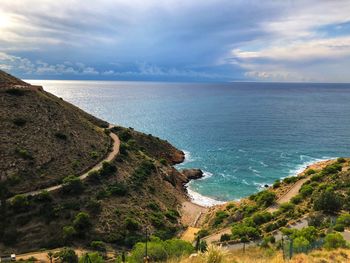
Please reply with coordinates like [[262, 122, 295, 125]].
[[0, 71, 193, 254], [0, 75, 110, 195]]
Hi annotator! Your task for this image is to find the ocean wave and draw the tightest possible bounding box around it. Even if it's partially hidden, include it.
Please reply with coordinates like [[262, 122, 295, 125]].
[[186, 186, 226, 207], [242, 179, 250, 185], [177, 150, 195, 166], [259, 161, 268, 167], [253, 182, 270, 191], [286, 156, 335, 178]]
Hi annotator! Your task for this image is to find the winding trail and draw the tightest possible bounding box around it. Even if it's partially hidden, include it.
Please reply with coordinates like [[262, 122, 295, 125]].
[[8, 125, 120, 199]]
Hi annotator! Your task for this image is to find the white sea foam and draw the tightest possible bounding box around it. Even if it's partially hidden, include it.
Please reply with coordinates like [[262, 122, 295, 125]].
[[253, 182, 270, 191], [259, 161, 268, 167], [177, 150, 195, 166], [186, 185, 225, 207], [286, 156, 335, 178], [185, 170, 225, 207], [242, 179, 250, 185]]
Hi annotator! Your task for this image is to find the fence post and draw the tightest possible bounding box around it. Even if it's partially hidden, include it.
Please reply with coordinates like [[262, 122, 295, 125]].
[[289, 238, 293, 260]]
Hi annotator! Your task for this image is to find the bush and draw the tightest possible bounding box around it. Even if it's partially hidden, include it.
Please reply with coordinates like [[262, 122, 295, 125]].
[[62, 175, 84, 194], [213, 211, 229, 226], [283, 177, 298, 184], [252, 211, 272, 225], [55, 248, 78, 263], [79, 252, 104, 263], [220, 233, 231, 242], [310, 173, 323, 182], [15, 148, 33, 160], [73, 212, 91, 233], [55, 132, 67, 140], [63, 226, 76, 241], [300, 184, 314, 197], [337, 157, 346, 163], [293, 236, 310, 252], [13, 117, 27, 126], [231, 224, 260, 240], [132, 160, 155, 186], [314, 190, 343, 214], [324, 232, 347, 250], [90, 240, 106, 252], [125, 217, 140, 231], [336, 213, 350, 226], [6, 88, 26, 96], [159, 158, 167, 165], [199, 245, 227, 263], [128, 237, 193, 263], [99, 161, 117, 176], [272, 180, 281, 189], [109, 182, 128, 196], [254, 190, 276, 207], [305, 169, 316, 175], [279, 202, 295, 213], [291, 194, 303, 204], [321, 163, 342, 176], [90, 151, 99, 159], [11, 194, 30, 211], [119, 130, 132, 142], [334, 224, 345, 232]]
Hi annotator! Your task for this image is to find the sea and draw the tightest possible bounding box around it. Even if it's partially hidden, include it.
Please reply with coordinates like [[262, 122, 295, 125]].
[[28, 80, 350, 206]]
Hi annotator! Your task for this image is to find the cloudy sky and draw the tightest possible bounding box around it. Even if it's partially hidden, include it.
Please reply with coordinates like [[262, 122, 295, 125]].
[[0, 0, 350, 82]]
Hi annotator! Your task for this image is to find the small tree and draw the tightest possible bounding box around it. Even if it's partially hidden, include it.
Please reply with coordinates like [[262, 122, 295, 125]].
[[62, 175, 84, 194], [55, 248, 78, 263], [324, 233, 347, 250], [314, 190, 343, 214], [73, 212, 91, 234]]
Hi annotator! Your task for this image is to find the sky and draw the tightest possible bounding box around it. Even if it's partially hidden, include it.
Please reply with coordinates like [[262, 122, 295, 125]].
[[0, 0, 350, 82]]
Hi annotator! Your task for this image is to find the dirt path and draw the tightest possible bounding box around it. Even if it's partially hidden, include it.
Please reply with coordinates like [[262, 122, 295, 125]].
[[180, 201, 208, 242], [8, 125, 120, 199], [15, 248, 89, 262]]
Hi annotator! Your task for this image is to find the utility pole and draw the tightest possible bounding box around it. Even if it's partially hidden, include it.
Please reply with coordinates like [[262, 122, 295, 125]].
[[144, 227, 149, 263]]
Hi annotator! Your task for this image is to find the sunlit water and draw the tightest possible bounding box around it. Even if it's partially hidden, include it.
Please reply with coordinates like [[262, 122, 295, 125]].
[[28, 80, 350, 206]]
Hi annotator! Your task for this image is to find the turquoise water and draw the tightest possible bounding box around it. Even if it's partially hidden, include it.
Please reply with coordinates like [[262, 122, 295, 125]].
[[29, 80, 350, 205]]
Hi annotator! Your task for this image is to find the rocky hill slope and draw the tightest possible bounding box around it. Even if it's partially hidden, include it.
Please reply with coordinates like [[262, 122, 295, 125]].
[[0, 71, 192, 254]]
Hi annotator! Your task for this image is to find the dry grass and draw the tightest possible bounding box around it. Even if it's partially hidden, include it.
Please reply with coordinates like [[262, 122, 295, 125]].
[[174, 246, 350, 263]]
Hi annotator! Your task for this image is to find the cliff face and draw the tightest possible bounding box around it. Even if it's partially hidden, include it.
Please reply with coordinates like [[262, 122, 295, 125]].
[[0, 71, 190, 253]]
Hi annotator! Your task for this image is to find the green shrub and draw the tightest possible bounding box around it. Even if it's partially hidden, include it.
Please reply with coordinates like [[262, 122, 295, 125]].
[[79, 252, 104, 263], [324, 232, 347, 250], [15, 148, 33, 160], [314, 190, 343, 214], [310, 173, 323, 182], [164, 209, 180, 223], [86, 199, 101, 214], [11, 194, 30, 211], [254, 190, 276, 207], [213, 211, 229, 226], [252, 211, 272, 225], [231, 224, 260, 240], [109, 182, 128, 196], [220, 233, 231, 242], [337, 157, 346, 163], [291, 194, 303, 204], [90, 240, 106, 252], [90, 151, 99, 159], [196, 229, 209, 239], [13, 117, 27, 126], [337, 213, 350, 226], [300, 184, 314, 197], [272, 180, 281, 189], [63, 226, 76, 241], [293, 236, 310, 252], [87, 170, 100, 182], [55, 132, 67, 140], [132, 160, 155, 186], [99, 161, 117, 176], [147, 202, 160, 211], [119, 130, 132, 142], [334, 224, 345, 232], [283, 177, 298, 184], [305, 169, 316, 175], [6, 88, 26, 96], [125, 217, 140, 231], [128, 237, 193, 263], [321, 163, 342, 176], [159, 158, 167, 165], [62, 175, 84, 194], [73, 212, 91, 233], [35, 190, 52, 203], [279, 202, 295, 213], [54, 248, 78, 263]]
